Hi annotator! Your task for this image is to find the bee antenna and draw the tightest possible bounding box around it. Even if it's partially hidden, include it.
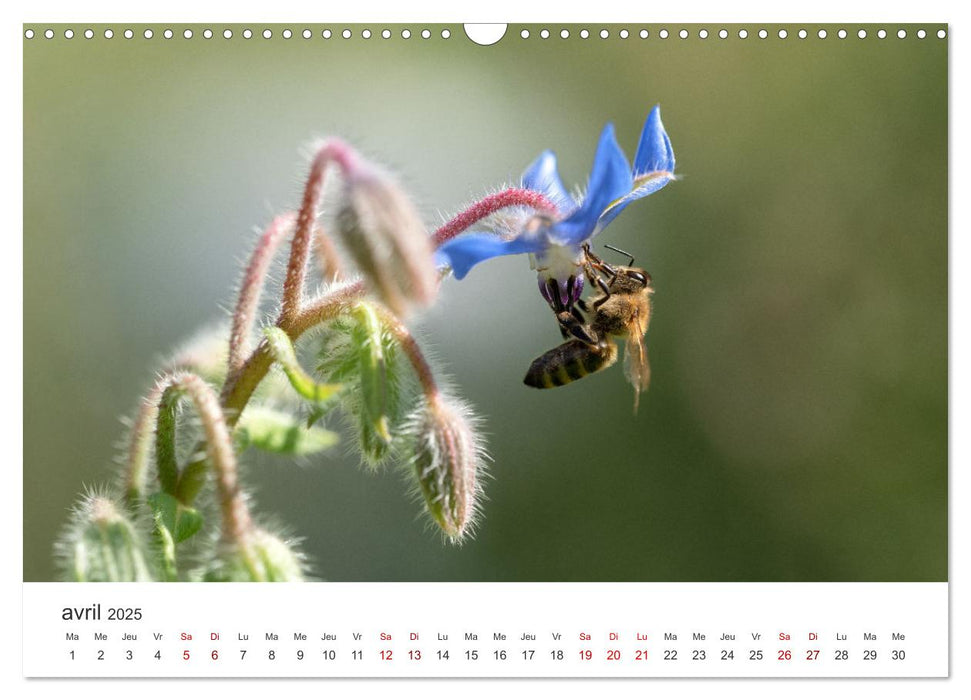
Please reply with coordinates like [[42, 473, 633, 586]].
[[603, 244, 635, 267]]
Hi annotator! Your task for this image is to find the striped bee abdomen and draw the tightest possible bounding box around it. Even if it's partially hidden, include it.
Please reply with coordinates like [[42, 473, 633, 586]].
[[523, 340, 619, 389]]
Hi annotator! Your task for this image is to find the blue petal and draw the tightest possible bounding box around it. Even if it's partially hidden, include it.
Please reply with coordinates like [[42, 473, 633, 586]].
[[436, 233, 547, 280], [521, 150, 577, 214], [596, 171, 677, 231], [551, 124, 633, 246], [595, 106, 677, 232], [633, 105, 675, 176]]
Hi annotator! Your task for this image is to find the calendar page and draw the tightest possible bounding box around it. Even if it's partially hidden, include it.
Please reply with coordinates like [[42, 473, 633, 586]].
[[20, 10, 951, 686]]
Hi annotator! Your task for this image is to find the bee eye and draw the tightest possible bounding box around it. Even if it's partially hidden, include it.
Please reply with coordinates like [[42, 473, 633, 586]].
[[629, 271, 648, 286]]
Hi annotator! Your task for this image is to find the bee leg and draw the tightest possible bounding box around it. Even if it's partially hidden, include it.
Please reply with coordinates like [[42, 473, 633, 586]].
[[582, 245, 611, 281], [580, 250, 615, 310], [576, 298, 590, 313], [582, 267, 600, 296], [581, 259, 614, 310], [556, 307, 586, 340], [584, 244, 617, 278], [592, 275, 612, 309], [556, 311, 598, 345]]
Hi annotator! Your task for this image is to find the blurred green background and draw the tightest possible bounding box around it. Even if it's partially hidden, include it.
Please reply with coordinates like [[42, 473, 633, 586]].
[[24, 24, 947, 582]]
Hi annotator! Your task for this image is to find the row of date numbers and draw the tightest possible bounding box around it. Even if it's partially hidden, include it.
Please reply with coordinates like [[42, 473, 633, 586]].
[[69, 648, 907, 662]]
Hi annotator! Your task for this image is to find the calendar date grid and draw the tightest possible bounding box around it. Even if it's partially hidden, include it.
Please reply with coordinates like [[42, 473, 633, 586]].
[[25, 582, 947, 678], [61, 627, 914, 672]]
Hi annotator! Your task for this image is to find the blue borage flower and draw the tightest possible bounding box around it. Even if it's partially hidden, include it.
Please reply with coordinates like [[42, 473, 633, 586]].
[[436, 105, 676, 309]]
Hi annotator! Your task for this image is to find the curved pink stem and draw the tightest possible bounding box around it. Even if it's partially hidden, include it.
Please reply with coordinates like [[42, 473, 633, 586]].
[[125, 372, 253, 549], [228, 212, 296, 374], [281, 138, 360, 324], [432, 188, 558, 247]]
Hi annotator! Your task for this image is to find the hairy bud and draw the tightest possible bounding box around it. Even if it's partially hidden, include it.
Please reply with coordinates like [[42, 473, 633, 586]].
[[352, 303, 394, 450], [315, 309, 404, 466], [408, 395, 486, 541], [337, 163, 437, 317], [57, 492, 153, 582], [205, 528, 307, 582]]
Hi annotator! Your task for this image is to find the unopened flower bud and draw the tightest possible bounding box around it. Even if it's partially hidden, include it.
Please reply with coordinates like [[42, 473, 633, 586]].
[[409, 395, 485, 541], [352, 303, 394, 452], [59, 493, 153, 582], [337, 163, 437, 317], [206, 528, 306, 582]]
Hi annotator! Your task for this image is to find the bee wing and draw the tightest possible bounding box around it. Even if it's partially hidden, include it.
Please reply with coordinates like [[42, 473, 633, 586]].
[[623, 309, 651, 411]]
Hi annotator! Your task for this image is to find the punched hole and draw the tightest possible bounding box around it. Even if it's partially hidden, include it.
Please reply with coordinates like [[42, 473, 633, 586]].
[[463, 24, 506, 45]]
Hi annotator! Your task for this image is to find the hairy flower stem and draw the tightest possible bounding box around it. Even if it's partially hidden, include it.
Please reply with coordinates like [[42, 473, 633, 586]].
[[215, 192, 552, 443], [169, 188, 555, 508], [124, 381, 170, 506], [281, 139, 360, 325], [431, 188, 558, 247], [222, 281, 367, 421], [125, 372, 255, 556], [228, 213, 296, 375], [175, 281, 367, 504]]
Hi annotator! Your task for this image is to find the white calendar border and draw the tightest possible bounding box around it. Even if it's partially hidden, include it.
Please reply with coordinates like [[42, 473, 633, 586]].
[[6, 0, 965, 696]]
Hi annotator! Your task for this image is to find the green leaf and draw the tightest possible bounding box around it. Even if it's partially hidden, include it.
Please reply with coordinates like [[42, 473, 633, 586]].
[[238, 406, 339, 455], [314, 318, 361, 382], [148, 492, 204, 544], [265, 327, 343, 404], [154, 514, 177, 581]]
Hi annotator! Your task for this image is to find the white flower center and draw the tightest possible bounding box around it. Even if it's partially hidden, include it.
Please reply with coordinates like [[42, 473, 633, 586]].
[[530, 242, 582, 281]]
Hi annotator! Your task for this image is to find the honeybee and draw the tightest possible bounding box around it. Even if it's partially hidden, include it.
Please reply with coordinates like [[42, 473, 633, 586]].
[[524, 245, 653, 410]]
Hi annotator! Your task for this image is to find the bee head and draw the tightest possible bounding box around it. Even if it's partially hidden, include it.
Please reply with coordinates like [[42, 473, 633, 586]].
[[611, 266, 653, 294]]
